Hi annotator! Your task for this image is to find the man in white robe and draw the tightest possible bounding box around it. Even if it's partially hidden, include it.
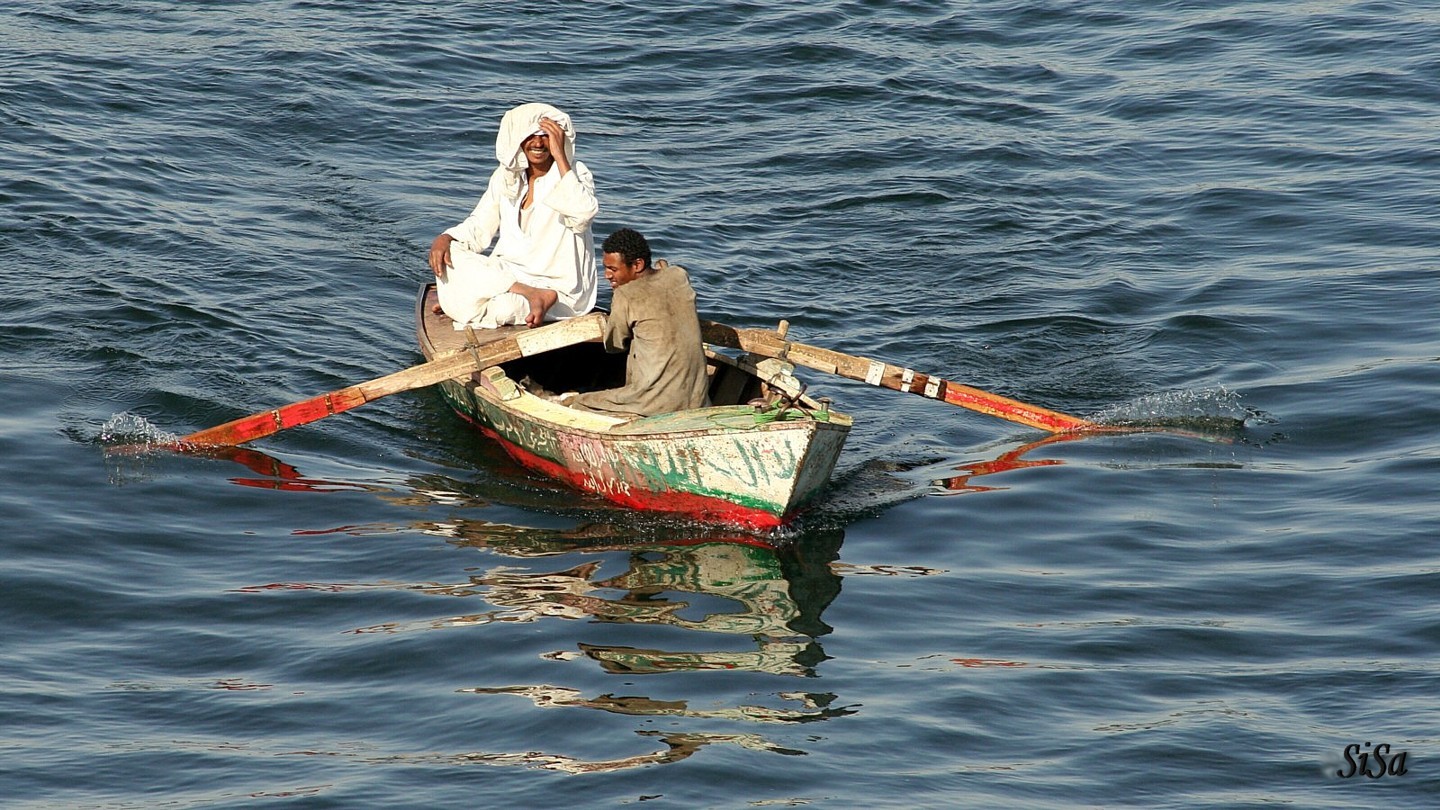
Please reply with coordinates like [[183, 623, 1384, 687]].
[[429, 102, 598, 329]]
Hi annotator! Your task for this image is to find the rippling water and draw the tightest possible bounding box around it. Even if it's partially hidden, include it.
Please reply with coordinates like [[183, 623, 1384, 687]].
[[5, 1, 1440, 807]]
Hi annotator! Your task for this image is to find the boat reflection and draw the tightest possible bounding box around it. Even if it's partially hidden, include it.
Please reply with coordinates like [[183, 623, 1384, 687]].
[[464, 684, 853, 724], [247, 514, 855, 769], [414, 518, 843, 677], [416, 730, 806, 774], [424, 520, 855, 769], [333, 517, 850, 771]]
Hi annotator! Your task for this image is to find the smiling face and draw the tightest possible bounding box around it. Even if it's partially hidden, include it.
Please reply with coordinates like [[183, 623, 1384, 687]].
[[520, 131, 553, 172], [603, 251, 647, 288]]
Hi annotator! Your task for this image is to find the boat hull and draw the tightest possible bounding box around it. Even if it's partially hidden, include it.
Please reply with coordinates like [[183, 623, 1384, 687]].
[[437, 377, 849, 529], [417, 284, 851, 529]]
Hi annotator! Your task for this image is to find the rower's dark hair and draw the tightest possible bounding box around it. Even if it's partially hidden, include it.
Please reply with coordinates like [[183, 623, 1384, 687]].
[[602, 228, 651, 270]]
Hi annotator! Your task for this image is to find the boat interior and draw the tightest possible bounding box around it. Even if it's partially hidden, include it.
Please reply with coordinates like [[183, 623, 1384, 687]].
[[418, 285, 837, 421]]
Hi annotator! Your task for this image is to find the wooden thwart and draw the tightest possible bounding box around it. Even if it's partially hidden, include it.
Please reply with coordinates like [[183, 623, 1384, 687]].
[[699, 320, 1093, 433], [182, 313, 607, 447]]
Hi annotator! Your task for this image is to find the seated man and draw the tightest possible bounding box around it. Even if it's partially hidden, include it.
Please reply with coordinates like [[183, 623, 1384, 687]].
[[429, 102, 598, 329], [569, 228, 711, 418]]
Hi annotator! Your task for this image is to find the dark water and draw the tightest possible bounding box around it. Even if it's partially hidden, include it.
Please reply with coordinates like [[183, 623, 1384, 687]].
[[5, 1, 1439, 807]]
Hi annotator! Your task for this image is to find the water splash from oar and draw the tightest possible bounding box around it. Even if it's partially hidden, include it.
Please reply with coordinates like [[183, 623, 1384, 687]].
[[1085, 388, 1267, 437], [99, 412, 183, 449], [97, 412, 185, 483]]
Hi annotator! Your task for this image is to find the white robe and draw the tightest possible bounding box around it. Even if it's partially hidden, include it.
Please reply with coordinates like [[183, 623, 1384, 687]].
[[435, 103, 598, 328]]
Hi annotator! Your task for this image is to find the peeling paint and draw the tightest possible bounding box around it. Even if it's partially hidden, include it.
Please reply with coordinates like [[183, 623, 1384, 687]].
[[437, 372, 850, 527]]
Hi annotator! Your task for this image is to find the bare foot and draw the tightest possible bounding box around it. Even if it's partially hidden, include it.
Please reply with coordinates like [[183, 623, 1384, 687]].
[[511, 282, 558, 328]]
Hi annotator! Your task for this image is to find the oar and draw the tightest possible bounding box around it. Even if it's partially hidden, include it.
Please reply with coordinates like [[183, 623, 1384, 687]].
[[182, 312, 607, 447], [699, 319, 1093, 433]]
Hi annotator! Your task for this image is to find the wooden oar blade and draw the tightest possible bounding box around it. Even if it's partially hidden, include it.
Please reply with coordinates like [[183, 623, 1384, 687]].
[[701, 319, 1091, 433], [181, 312, 607, 448], [702, 319, 1256, 437], [940, 383, 1091, 432], [180, 351, 488, 447], [181, 387, 370, 447]]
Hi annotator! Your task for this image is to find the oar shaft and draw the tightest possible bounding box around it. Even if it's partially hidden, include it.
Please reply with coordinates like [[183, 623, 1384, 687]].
[[182, 312, 606, 447], [700, 321, 1091, 433]]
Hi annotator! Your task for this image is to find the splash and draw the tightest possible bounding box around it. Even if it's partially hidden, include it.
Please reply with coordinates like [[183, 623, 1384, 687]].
[[99, 412, 186, 484], [1089, 388, 1271, 433], [98, 412, 182, 449]]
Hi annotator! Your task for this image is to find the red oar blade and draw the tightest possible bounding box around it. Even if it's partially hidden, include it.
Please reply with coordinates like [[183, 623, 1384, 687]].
[[700, 320, 1092, 433], [181, 387, 370, 446], [939, 382, 1091, 432], [180, 312, 606, 448]]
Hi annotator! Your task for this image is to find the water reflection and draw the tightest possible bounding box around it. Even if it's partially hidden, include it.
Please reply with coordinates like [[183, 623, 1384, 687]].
[[200, 422, 1253, 774], [213, 446, 378, 493], [258, 512, 853, 771], [464, 684, 853, 724], [407, 730, 806, 774], [425, 521, 850, 771], [418, 519, 843, 673], [932, 434, 1072, 494], [205, 441, 1120, 773], [931, 419, 1251, 493]]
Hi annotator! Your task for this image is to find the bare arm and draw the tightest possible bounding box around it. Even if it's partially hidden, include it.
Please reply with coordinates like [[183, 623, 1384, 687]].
[[538, 117, 570, 177]]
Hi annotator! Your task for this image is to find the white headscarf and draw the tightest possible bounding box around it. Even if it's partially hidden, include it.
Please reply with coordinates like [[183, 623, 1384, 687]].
[[492, 103, 577, 201]]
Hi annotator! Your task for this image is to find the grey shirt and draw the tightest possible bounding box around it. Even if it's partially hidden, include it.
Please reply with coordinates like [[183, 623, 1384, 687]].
[[572, 261, 711, 418]]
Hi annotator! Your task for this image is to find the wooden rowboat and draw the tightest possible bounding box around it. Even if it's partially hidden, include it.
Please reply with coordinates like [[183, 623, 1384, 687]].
[[416, 284, 853, 530]]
